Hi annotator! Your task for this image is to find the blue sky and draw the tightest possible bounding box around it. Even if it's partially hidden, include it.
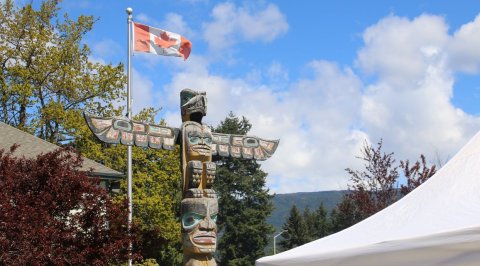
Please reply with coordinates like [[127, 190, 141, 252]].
[[51, 0, 480, 193]]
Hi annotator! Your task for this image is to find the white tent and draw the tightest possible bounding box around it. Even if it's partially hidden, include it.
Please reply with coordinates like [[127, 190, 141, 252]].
[[257, 132, 480, 266]]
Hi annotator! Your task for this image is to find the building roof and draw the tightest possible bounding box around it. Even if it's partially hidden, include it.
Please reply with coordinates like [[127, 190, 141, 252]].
[[0, 121, 123, 179]]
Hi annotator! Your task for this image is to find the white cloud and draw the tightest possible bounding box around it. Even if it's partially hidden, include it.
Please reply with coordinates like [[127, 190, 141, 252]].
[[161, 57, 365, 192], [161, 13, 194, 37], [266, 61, 289, 88], [357, 14, 480, 165], [131, 68, 157, 116], [447, 14, 480, 73], [135, 13, 152, 24], [202, 2, 288, 51], [92, 39, 122, 59], [356, 14, 448, 87], [136, 12, 193, 38], [132, 12, 480, 193], [88, 56, 106, 65]]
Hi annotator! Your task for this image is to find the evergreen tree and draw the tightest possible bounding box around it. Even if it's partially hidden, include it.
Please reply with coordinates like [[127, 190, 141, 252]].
[[280, 205, 309, 250], [313, 203, 330, 238], [303, 203, 332, 242], [213, 112, 274, 266], [302, 206, 316, 242], [330, 197, 359, 232]]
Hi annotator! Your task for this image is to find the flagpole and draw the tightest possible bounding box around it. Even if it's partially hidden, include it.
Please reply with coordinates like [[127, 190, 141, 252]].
[[126, 7, 133, 266]]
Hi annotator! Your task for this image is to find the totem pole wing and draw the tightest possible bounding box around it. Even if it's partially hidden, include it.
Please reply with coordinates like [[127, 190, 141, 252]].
[[211, 133, 279, 160], [83, 112, 179, 150]]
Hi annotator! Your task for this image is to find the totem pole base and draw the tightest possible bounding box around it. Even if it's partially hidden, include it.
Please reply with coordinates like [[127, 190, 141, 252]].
[[183, 254, 216, 266]]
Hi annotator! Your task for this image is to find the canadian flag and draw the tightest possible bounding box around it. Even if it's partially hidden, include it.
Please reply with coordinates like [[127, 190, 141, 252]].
[[133, 22, 191, 60]]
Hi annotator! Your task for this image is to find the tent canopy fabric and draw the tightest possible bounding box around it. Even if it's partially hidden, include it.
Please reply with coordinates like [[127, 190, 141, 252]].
[[257, 131, 480, 266]]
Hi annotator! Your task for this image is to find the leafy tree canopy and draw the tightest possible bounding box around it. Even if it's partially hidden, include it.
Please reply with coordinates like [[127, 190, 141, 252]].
[[78, 108, 184, 265], [0, 0, 125, 142], [0, 146, 140, 264], [0, 1, 182, 263]]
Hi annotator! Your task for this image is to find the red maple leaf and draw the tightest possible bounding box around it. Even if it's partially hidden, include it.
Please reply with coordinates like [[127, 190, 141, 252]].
[[154, 31, 176, 48]]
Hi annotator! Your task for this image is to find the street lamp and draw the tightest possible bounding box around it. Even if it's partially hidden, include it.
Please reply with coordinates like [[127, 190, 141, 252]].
[[273, 230, 288, 255]]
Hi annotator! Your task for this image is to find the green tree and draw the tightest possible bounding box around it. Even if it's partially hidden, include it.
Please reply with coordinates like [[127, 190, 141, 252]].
[[0, 0, 125, 142], [213, 112, 275, 266], [129, 110, 183, 265], [302, 206, 316, 242], [281, 203, 332, 251], [312, 203, 330, 238], [78, 108, 183, 265], [0, 0, 182, 263], [280, 205, 308, 250], [330, 196, 360, 232], [302, 205, 331, 242]]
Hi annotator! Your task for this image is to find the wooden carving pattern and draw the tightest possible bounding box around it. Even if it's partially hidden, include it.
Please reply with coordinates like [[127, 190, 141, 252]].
[[84, 115, 178, 150], [83, 88, 279, 266]]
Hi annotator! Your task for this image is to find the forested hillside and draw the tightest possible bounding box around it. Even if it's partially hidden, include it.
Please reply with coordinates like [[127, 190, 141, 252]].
[[268, 191, 347, 230]]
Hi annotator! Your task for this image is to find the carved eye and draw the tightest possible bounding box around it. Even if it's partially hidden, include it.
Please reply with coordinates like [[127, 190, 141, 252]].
[[113, 119, 132, 131], [188, 131, 201, 144], [189, 136, 199, 144], [243, 137, 259, 148], [182, 212, 203, 229], [210, 214, 218, 223], [204, 137, 212, 145]]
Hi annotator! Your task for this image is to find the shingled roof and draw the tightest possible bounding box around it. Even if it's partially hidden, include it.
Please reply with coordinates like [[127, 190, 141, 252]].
[[0, 121, 123, 180]]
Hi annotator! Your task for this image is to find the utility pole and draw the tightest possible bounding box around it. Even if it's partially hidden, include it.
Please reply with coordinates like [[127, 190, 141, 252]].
[[273, 230, 287, 255]]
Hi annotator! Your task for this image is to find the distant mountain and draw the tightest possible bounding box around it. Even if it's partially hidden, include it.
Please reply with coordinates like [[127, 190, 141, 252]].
[[268, 190, 347, 230]]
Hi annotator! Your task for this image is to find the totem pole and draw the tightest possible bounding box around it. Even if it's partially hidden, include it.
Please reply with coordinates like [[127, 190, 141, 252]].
[[84, 89, 279, 265]]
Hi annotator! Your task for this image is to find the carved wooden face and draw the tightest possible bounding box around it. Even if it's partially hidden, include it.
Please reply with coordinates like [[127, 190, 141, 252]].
[[183, 122, 213, 161], [181, 197, 218, 254]]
